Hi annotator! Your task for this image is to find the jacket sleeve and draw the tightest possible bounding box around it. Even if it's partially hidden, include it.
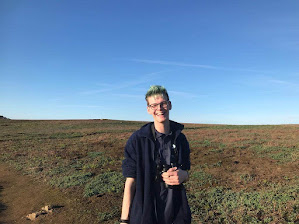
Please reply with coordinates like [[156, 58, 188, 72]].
[[122, 133, 137, 178], [180, 134, 191, 171]]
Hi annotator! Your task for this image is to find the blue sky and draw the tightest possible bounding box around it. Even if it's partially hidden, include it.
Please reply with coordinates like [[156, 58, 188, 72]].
[[1, 0, 299, 124]]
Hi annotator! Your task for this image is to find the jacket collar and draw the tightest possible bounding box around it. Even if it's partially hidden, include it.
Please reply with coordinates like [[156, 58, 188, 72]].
[[138, 120, 184, 141]]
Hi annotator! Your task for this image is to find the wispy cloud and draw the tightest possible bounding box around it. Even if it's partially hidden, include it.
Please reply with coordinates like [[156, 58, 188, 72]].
[[48, 98, 63, 102], [129, 58, 273, 73], [79, 70, 169, 95], [111, 93, 144, 99], [168, 90, 207, 98], [130, 59, 217, 69], [269, 79, 293, 85], [240, 75, 299, 93], [268, 78, 299, 90], [58, 105, 102, 108], [79, 89, 109, 95]]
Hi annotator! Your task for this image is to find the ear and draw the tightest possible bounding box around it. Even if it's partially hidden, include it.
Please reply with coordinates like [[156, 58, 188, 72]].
[[168, 101, 172, 110], [147, 105, 152, 114]]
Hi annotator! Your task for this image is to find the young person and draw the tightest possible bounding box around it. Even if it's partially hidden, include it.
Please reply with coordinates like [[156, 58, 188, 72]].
[[120, 85, 191, 224]]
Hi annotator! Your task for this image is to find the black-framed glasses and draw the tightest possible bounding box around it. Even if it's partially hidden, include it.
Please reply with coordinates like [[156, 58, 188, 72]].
[[148, 101, 169, 110]]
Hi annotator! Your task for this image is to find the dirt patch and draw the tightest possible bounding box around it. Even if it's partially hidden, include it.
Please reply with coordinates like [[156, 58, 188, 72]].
[[1, 120, 298, 223], [0, 163, 107, 224]]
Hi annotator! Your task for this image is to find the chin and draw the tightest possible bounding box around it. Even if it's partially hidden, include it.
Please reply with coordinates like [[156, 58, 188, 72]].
[[155, 116, 168, 123]]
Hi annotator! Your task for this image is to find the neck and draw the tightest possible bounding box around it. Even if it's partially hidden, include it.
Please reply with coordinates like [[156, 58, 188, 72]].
[[154, 120, 170, 134]]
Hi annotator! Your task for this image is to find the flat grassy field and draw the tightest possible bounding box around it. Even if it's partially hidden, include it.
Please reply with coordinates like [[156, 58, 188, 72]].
[[0, 119, 298, 223]]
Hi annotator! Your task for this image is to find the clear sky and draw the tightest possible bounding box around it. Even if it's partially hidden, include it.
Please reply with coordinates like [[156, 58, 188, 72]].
[[1, 1, 299, 124]]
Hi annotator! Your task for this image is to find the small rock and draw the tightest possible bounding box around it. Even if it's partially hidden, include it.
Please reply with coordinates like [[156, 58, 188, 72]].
[[41, 205, 51, 212], [26, 213, 38, 221]]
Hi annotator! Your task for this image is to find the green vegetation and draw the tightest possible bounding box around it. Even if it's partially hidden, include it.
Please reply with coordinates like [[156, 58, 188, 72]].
[[0, 119, 298, 223], [252, 145, 299, 163], [189, 139, 226, 151], [187, 168, 217, 189], [50, 172, 94, 188], [98, 207, 120, 222], [84, 171, 124, 197], [189, 181, 299, 223]]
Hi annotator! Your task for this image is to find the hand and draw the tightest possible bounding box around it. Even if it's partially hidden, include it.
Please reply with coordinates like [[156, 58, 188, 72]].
[[161, 167, 188, 186]]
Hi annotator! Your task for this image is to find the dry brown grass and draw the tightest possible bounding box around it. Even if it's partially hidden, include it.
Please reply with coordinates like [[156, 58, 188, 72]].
[[0, 119, 298, 223]]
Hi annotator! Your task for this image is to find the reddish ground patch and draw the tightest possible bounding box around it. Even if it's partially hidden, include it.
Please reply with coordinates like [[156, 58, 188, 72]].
[[1, 120, 298, 223], [0, 163, 111, 224]]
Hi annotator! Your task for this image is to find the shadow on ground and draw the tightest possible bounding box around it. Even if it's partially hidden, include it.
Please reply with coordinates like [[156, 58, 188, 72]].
[[0, 185, 7, 224], [0, 185, 7, 212]]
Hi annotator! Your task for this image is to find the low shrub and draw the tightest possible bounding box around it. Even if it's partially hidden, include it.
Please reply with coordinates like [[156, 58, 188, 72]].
[[189, 181, 299, 223], [50, 172, 94, 188], [84, 171, 124, 197]]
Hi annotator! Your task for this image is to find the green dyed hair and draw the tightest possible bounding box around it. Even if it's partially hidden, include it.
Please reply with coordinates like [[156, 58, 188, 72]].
[[145, 85, 169, 104]]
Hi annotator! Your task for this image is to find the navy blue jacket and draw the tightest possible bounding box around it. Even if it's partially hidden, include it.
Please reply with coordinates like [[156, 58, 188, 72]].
[[122, 121, 191, 224]]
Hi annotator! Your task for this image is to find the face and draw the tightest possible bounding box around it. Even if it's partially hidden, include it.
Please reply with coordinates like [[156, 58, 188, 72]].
[[147, 95, 172, 124]]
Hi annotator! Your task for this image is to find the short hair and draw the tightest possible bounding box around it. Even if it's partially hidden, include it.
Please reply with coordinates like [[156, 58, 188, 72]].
[[145, 85, 169, 104]]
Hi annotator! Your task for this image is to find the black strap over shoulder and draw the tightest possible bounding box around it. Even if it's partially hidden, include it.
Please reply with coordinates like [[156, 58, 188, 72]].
[[151, 123, 178, 167]]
